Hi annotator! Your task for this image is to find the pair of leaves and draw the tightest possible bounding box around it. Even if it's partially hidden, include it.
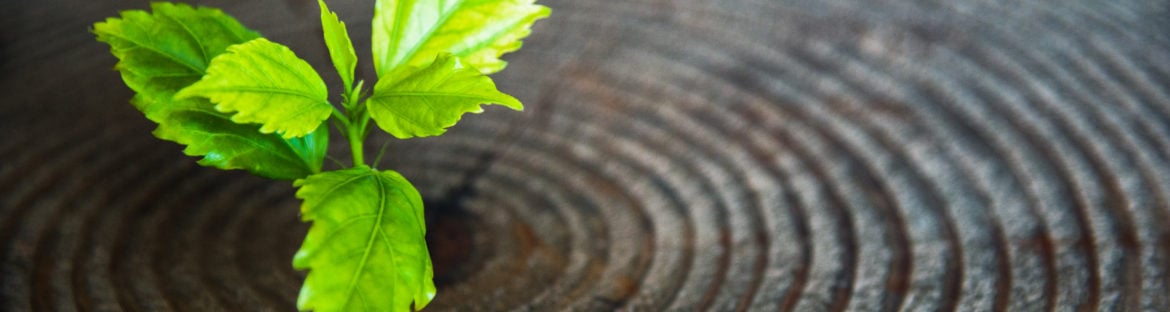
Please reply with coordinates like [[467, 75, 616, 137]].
[[365, 0, 549, 138], [93, 3, 326, 180], [371, 0, 552, 76]]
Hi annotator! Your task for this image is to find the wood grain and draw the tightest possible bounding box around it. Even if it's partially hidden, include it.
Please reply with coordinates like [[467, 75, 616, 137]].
[[2, 0, 1169, 310]]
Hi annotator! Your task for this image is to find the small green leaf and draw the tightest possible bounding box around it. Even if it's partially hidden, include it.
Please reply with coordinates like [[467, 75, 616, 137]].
[[371, 0, 551, 76], [366, 54, 521, 139], [293, 168, 435, 311], [319, 0, 358, 91], [177, 38, 332, 139], [94, 2, 326, 179]]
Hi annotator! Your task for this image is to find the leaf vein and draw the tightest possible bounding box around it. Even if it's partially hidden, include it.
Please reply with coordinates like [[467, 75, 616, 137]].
[[159, 13, 211, 64], [101, 32, 204, 73]]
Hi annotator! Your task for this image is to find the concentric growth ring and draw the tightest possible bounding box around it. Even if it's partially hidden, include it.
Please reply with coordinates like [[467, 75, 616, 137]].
[[2, 0, 1169, 310]]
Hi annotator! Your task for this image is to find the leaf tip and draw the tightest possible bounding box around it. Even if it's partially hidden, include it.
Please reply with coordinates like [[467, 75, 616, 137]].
[[499, 94, 524, 111]]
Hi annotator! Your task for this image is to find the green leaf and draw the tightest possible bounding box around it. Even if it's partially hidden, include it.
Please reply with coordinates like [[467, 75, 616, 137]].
[[293, 168, 435, 311], [150, 96, 329, 180], [319, 0, 358, 91], [93, 2, 261, 115], [371, 0, 551, 76], [94, 2, 326, 179], [176, 38, 333, 139], [366, 54, 521, 139]]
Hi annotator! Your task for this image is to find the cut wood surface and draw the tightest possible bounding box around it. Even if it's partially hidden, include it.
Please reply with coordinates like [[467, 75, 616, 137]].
[[2, 0, 1169, 310]]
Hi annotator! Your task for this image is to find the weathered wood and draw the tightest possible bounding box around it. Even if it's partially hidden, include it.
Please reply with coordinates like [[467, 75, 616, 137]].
[[2, 0, 1169, 310]]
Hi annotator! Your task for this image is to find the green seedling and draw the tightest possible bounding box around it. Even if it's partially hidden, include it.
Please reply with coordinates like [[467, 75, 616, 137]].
[[93, 1, 549, 310]]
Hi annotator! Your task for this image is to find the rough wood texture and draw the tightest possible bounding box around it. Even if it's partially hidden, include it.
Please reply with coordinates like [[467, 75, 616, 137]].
[[3, 0, 1170, 310]]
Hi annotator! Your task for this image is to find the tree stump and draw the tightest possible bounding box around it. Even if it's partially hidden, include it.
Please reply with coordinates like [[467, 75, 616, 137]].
[[2, 0, 1169, 310]]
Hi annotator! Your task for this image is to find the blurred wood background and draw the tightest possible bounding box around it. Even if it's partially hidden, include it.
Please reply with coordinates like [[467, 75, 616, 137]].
[[2, 0, 1169, 310]]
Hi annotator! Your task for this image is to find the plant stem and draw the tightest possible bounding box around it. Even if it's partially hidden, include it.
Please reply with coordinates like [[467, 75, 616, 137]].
[[348, 121, 365, 167], [339, 80, 368, 168]]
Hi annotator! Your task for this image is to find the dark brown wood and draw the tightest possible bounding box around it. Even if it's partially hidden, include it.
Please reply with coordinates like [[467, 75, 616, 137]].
[[2, 0, 1169, 310]]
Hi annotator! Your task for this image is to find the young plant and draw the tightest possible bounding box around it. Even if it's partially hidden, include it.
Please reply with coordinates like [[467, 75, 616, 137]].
[[92, 1, 549, 310]]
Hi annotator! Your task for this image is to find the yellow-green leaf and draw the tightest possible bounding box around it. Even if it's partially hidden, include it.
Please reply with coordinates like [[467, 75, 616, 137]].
[[177, 38, 332, 139], [371, 0, 551, 76], [319, 0, 358, 90], [293, 167, 435, 311], [366, 54, 522, 139]]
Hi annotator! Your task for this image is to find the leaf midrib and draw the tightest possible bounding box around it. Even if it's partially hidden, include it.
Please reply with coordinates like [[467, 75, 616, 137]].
[[344, 173, 388, 310], [369, 91, 500, 102], [393, 0, 466, 71], [197, 86, 329, 105], [103, 31, 204, 73]]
